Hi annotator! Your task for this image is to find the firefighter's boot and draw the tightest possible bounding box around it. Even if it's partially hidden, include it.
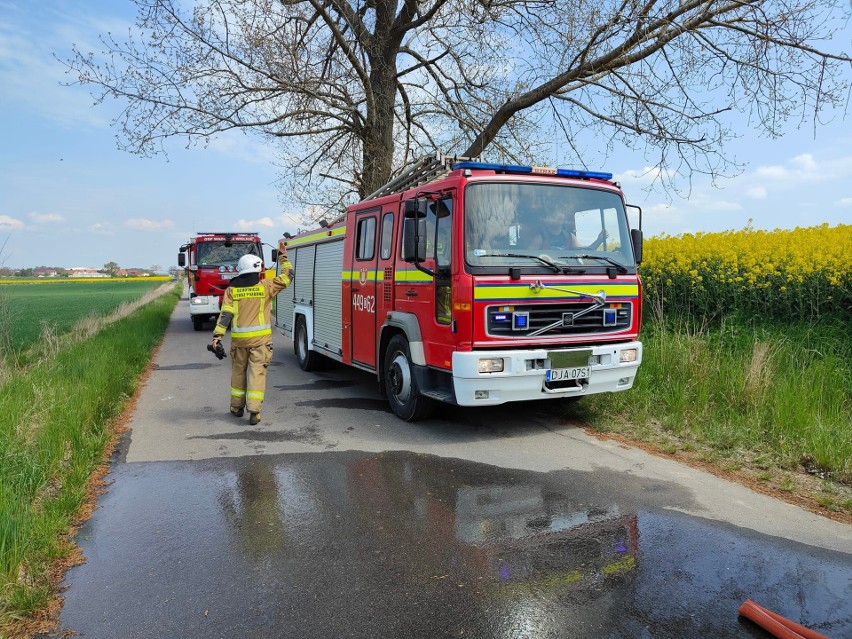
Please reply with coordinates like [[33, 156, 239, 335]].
[[230, 407, 244, 418], [249, 412, 261, 425]]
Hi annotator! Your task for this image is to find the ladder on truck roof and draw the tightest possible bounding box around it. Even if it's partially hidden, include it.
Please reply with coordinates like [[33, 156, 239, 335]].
[[361, 152, 479, 202]]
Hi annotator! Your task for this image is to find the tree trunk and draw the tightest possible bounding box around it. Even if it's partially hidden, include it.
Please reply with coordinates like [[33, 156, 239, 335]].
[[358, 0, 401, 199]]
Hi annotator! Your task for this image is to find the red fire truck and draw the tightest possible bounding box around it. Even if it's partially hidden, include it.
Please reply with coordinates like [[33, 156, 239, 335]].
[[276, 154, 644, 421], [178, 232, 265, 331]]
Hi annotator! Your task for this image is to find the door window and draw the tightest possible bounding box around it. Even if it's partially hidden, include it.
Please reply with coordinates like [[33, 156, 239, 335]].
[[380, 212, 394, 259], [433, 197, 453, 325], [356, 216, 377, 260]]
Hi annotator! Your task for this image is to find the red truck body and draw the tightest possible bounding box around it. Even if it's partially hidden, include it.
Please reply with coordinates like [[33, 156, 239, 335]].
[[276, 156, 644, 420]]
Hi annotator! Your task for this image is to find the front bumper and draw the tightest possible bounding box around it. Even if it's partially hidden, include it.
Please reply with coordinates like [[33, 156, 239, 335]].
[[189, 295, 221, 317], [451, 341, 642, 406]]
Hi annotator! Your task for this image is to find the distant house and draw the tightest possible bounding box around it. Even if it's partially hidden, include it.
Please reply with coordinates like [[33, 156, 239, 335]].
[[33, 267, 59, 277], [119, 269, 149, 277], [68, 267, 109, 278]]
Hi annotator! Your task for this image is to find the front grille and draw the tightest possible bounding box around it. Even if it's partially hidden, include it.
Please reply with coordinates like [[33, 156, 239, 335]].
[[487, 302, 632, 337]]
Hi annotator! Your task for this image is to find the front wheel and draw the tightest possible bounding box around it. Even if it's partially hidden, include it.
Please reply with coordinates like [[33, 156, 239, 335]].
[[294, 316, 322, 371], [383, 335, 435, 421], [192, 315, 205, 331]]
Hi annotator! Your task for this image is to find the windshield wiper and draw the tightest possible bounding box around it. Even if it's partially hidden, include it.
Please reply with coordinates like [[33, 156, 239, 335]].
[[483, 253, 563, 273], [558, 254, 629, 274]]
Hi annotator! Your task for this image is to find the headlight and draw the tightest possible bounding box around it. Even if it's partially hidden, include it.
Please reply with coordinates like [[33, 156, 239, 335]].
[[191, 296, 208, 305], [478, 358, 504, 373], [620, 348, 638, 363]]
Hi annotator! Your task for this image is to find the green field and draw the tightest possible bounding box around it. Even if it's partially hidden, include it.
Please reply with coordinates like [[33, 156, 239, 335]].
[[1, 280, 165, 356]]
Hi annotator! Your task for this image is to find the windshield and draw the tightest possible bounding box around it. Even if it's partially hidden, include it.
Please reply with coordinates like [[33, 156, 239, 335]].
[[196, 241, 261, 268], [464, 183, 633, 269]]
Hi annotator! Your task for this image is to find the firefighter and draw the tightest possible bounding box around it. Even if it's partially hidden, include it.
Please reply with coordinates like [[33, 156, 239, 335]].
[[211, 246, 294, 425]]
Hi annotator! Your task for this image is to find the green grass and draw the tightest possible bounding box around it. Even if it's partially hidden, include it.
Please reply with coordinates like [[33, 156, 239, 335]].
[[0, 287, 178, 626], [585, 318, 852, 489], [1, 280, 164, 357]]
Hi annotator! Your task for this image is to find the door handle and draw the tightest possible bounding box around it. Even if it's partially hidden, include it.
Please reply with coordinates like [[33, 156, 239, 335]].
[[405, 290, 418, 297]]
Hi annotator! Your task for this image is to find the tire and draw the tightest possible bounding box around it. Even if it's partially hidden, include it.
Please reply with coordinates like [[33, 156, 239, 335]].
[[192, 315, 205, 331], [383, 335, 435, 421], [294, 316, 322, 371]]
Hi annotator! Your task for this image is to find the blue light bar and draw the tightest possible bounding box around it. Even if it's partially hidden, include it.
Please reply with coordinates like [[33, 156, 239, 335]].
[[453, 161, 612, 181]]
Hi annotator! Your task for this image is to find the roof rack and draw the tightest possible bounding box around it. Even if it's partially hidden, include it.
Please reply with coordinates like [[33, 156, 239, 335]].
[[361, 152, 480, 202]]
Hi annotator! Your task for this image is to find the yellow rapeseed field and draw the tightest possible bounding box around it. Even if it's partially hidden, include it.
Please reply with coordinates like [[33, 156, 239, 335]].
[[641, 223, 852, 322]]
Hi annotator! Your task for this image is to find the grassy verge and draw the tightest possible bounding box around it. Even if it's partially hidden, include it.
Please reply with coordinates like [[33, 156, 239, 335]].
[[0, 286, 178, 630], [583, 318, 852, 515]]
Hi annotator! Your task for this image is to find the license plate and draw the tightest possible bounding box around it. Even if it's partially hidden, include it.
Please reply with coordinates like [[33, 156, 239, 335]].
[[221, 273, 236, 280], [546, 366, 591, 382]]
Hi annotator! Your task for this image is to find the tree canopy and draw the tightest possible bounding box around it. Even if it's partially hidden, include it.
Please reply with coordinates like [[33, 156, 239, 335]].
[[65, 0, 851, 211]]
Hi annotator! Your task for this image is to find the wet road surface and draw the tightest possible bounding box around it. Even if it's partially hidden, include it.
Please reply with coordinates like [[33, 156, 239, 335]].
[[48, 451, 851, 638], [40, 299, 852, 638]]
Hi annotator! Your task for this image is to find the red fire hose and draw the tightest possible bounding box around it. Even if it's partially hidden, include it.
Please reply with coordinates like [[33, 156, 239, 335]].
[[738, 599, 831, 639]]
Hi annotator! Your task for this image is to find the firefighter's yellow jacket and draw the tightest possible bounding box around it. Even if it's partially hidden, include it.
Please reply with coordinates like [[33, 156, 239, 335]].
[[213, 260, 293, 348]]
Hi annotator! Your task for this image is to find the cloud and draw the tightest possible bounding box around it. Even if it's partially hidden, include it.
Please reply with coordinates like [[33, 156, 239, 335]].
[[791, 153, 817, 171], [91, 222, 113, 235], [753, 152, 826, 183], [614, 166, 672, 185], [745, 187, 767, 200], [754, 165, 792, 180], [29, 212, 65, 224], [237, 217, 276, 230], [125, 218, 176, 230], [838, 197, 852, 207], [0, 215, 25, 231]]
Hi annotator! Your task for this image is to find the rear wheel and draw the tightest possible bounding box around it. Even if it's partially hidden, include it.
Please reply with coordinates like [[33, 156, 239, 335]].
[[383, 335, 435, 421], [294, 316, 322, 371]]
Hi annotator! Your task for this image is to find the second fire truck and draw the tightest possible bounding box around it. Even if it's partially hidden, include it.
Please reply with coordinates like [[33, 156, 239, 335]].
[[178, 232, 265, 330], [276, 155, 644, 421]]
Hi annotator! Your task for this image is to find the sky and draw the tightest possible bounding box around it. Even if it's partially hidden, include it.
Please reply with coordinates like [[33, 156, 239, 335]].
[[1, 1, 851, 271]]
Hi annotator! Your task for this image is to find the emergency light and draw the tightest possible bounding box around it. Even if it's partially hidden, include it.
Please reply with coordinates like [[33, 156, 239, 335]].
[[453, 161, 612, 181]]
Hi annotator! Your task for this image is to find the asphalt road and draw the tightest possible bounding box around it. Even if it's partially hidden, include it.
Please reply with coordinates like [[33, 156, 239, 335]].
[[40, 297, 852, 638]]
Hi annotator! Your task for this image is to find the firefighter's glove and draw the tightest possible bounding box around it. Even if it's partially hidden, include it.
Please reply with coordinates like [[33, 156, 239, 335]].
[[281, 259, 294, 282], [208, 338, 226, 360]]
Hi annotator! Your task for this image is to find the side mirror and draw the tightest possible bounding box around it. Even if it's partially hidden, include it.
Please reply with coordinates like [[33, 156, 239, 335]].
[[270, 249, 278, 263], [177, 253, 186, 267], [626, 204, 643, 231], [402, 218, 427, 262], [631, 228, 643, 265], [404, 198, 428, 218]]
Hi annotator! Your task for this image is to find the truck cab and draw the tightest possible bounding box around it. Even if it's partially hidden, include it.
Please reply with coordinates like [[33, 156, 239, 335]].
[[178, 232, 264, 331]]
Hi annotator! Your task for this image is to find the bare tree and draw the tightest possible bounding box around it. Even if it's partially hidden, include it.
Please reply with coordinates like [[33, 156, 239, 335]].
[[64, 0, 851, 211]]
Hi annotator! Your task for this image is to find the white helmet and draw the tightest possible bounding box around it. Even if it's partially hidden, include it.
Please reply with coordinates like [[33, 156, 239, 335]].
[[237, 254, 263, 275]]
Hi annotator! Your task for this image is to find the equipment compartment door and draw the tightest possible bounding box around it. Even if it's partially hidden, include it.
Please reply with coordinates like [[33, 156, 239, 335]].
[[351, 211, 379, 368]]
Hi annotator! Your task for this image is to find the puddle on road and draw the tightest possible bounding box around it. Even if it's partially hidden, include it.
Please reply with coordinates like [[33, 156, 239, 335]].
[[48, 451, 850, 639], [272, 379, 359, 391], [188, 426, 328, 446], [293, 397, 392, 412], [154, 362, 215, 371]]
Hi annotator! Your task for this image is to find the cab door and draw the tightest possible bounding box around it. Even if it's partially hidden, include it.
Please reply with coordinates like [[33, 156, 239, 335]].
[[428, 196, 456, 369], [351, 210, 380, 368]]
